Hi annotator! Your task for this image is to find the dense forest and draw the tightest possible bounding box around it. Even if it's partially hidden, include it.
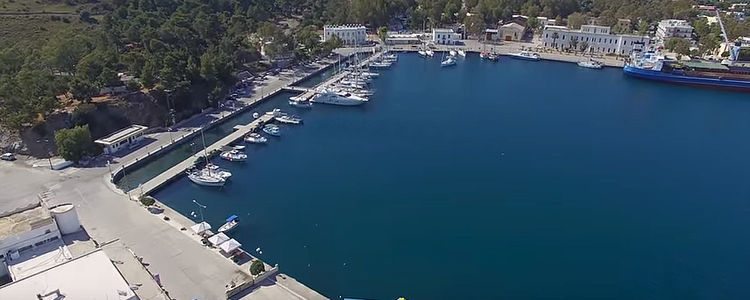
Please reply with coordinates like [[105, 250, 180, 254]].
[[1, 0, 749, 140]]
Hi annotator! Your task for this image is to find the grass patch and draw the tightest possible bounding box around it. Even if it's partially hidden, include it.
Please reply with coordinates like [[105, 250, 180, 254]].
[[0, 0, 100, 14], [0, 15, 91, 49]]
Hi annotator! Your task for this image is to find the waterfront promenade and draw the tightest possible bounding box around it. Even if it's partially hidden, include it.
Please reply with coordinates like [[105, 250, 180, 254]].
[[390, 39, 627, 67]]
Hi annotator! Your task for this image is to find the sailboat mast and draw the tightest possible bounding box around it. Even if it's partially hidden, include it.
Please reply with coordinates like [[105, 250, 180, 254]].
[[201, 129, 209, 165]]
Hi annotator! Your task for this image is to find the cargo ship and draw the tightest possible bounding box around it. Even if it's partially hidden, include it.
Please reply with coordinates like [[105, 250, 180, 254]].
[[623, 42, 750, 91]]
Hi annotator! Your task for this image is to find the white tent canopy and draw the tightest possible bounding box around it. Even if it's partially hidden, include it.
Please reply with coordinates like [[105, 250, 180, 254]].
[[208, 233, 230, 246], [191, 222, 211, 234], [219, 239, 242, 253]]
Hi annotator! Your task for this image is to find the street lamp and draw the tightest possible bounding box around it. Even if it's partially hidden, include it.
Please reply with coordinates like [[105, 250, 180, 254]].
[[36, 139, 53, 170], [192, 199, 206, 223]]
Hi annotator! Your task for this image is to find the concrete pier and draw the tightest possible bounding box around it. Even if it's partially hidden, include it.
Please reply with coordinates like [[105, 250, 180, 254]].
[[137, 114, 275, 195]]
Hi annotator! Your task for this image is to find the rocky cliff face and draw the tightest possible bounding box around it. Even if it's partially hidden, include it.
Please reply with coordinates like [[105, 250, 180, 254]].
[[1, 91, 169, 157]]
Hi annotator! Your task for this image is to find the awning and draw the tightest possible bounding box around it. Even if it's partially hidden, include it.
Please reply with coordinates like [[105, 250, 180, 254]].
[[208, 233, 230, 246], [226, 215, 238, 222], [191, 222, 211, 234], [219, 239, 242, 253]]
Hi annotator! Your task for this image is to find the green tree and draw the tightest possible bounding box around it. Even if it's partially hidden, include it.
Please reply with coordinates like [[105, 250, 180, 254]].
[[566, 12, 585, 29], [464, 14, 485, 38], [55, 125, 93, 162], [665, 38, 691, 56], [69, 78, 98, 102], [250, 260, 265, 275], [377, 26, 388, 44], [637, 20, 650, 35], [699, 33, 720, 56], [568, 36, 579, 51], [580, 41, 590, 53], [527, 17, 541, 33]]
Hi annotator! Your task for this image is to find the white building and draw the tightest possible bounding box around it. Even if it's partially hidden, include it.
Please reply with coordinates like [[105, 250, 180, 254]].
[[656, 19, 694, 41], [385, 33, 421, 45], [0, 204, 61, 268], [0, 250, 137, 300], [432, 28, 461, 45], [95, 124, 147, 154], [541, 25, 650, 55], [323, 25, 367, 45]]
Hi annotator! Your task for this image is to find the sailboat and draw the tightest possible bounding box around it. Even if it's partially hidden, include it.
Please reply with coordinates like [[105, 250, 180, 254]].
[[187, 129, 227, 187], [218, 215, 239, 233]]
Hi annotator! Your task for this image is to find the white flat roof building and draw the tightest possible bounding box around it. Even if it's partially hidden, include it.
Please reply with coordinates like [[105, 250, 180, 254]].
[[323, 24, 367, 45], [0, 205, 61, 265], [432, 28, 461, 45], [95, 124, 147, 154], [542, 25, 650, 55], [385, 33, 421, 45], [0, 250, 137, 300], [656, 19, 694, 41]]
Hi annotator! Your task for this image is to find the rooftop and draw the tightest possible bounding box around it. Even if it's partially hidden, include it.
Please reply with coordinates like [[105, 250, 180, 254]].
[[324, 24, 365, 29], [433, 28, 456, 33], [0, 250, 137, 300], [0, 205, 52, 240], [95, 124, 147, 145], [658, 19, 693, 28], [7, 242, 72, 281]]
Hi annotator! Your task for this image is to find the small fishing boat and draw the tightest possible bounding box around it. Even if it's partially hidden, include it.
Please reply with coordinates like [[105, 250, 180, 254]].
[[450, 50, 457, 56], [218, 215, 239, 233], [418, 50, 427, 56], [245, 132, 268, 144], [275, 114, 302, 124], [219, 150, 247, 162], [425, 49, 435, 57], [263, 124, 281, 136], [232, 145, 245, 151], [289, 99, 313, 108], [457, 49, 467, 57], [487, 53, 499, 61], [577, 60, 603, 69], [480, 51, 489, 59]]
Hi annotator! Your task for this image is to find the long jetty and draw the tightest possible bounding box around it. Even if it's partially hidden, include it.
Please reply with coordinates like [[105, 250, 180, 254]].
[[137, 114, 274, 195]]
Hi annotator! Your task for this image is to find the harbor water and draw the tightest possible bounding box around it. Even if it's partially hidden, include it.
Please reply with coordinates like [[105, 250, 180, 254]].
[[153, 53, 750, 299]]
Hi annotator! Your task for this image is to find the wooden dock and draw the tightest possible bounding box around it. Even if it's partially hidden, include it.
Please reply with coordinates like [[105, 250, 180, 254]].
[[136, 113, 275, 195]]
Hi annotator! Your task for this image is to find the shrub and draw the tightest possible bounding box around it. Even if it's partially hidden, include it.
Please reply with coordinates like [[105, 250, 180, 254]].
[[140, 195, 156, 206], [250, 260, 265, 275]]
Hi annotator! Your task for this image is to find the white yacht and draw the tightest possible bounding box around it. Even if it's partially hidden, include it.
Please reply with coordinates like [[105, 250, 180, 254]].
[[187, 169, 226, 187], [418, 50, 427, 56], [206, 164, 232, 179], [441, 56, 457, 67], [360, 71, 379, 78], [509, 51, 541, 61], [263, 124, 281, 136], [312, 89, 368, 106], [220, 150, 247, 162], [577, 60, 603, 69], [275, 114, 302, 124], [457, 49, 467, 57], [368, 61, 391, 68], [425, 49, 435, 57], [383, 53, 398, 61], [245, 132, 268, 144], [449, 50, 457, 56]]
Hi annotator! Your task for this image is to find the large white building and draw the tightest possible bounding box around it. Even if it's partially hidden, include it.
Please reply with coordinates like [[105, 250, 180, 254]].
[[323, 25, 367, 45], [541, 25, 650, 55], [656, 19, 694, 41], [432, 28, 461, 45]]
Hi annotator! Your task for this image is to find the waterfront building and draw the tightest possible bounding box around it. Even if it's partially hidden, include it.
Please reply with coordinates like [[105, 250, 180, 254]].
[[95, 124, 148, 154], [432, 28, 461, 45], [386, 33, 421, 45], [0, 250, 137, 300], [500, 22, 525, 41], [505, 14, 529, 27], [541, 25, 650, 55], [536, 17, 556, 27], [656, 19, 694, 41], [323, 24, 367, 45]]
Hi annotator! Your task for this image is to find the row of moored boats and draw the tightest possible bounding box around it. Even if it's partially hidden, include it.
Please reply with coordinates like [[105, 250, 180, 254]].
[[187, 109, 303, 187]]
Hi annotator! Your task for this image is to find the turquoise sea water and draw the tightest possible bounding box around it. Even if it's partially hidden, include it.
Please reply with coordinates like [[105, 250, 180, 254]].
[[154, 54, 750, 299]]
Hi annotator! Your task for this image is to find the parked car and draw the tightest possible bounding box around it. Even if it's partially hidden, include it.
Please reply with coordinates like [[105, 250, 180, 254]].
[[1, 153, 16, 161]]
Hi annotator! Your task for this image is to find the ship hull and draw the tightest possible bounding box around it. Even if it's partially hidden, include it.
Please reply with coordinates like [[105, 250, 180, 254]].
[[623, 65, 750, 91]]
